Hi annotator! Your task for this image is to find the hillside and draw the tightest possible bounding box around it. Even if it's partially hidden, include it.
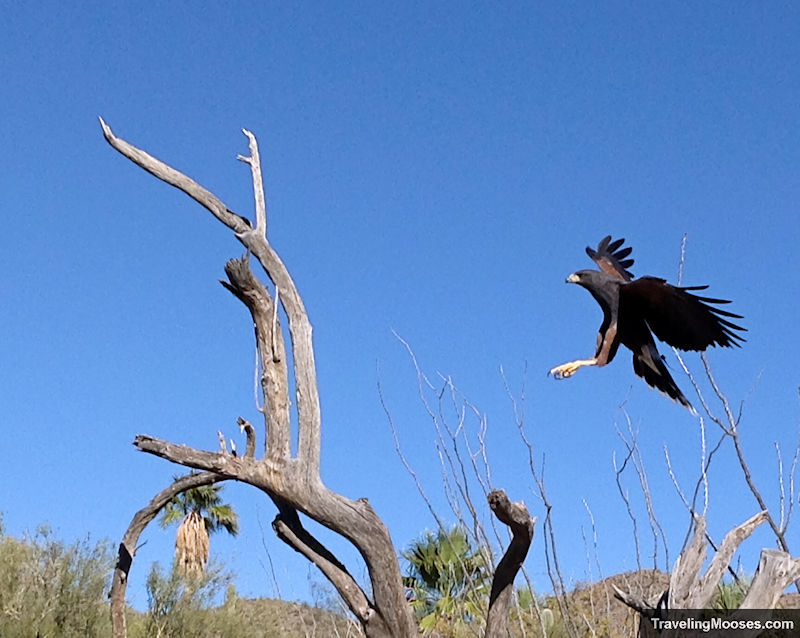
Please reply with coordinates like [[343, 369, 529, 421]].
[[124, 597, 361, 638]]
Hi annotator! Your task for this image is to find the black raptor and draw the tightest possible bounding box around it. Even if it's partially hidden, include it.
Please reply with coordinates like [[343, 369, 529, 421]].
[[549, 236, 745, 411]]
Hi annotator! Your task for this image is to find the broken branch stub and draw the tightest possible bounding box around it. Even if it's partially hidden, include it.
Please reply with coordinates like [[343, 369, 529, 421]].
[[221, 257, 291, 462]]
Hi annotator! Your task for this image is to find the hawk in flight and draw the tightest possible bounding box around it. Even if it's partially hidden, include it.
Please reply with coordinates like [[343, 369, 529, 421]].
[[549, 236, 745, 411]]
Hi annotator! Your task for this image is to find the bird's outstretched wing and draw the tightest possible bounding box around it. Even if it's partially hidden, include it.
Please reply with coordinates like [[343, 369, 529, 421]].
[[622, 276, 746, 351], [631, 342, 694, 412], [585, 235, 635, 281]]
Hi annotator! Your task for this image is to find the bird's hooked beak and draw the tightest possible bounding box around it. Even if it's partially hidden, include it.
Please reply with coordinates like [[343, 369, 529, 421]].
[[566, 273, 580, 284]]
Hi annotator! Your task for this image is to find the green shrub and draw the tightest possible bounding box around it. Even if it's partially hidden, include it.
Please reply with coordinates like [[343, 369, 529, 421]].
[[0, 524, 113, 638]]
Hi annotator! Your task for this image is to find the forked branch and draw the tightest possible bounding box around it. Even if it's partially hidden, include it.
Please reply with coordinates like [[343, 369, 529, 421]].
[[101, 118, 322, 473], [614, 511, 798, 621]]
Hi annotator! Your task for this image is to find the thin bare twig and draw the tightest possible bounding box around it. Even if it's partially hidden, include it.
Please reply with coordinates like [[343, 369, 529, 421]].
[[376, 364, 446, 531], [674, 234, 799, 593], [702, 354, 792, 555], [613, 441, 642, 571]]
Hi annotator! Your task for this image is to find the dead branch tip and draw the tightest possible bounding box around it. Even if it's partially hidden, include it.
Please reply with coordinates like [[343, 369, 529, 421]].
[[98, 116, 113, 140]]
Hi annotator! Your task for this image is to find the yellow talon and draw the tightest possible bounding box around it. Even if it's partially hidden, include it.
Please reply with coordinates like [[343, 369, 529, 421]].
[[549, 363, 578, 379], [549, 358, 598, 380]]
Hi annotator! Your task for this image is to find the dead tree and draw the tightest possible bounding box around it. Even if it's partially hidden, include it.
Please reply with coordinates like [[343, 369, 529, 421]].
[[614, 511, 800, 634], [101, 120, 417, 638], [101, 121, 534, 638]]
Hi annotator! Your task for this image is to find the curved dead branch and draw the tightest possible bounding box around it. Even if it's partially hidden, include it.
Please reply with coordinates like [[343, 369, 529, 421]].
[[110, 471, 226, 638], [485, 489, 536, 637], [271, 504, 373, 621]]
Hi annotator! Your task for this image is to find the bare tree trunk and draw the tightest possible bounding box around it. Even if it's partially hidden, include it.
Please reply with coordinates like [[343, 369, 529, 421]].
[[101, 120, 417, 638], [485, 490, 535, 638]]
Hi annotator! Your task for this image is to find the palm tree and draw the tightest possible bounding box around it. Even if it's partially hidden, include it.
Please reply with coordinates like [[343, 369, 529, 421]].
[[158, 481, 239, 573], [403, 526, 489, 635]]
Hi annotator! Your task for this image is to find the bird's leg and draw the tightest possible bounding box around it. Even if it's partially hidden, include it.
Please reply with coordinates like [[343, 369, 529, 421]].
[[550, 324, 617, 379], [548, 358, 598, 379]]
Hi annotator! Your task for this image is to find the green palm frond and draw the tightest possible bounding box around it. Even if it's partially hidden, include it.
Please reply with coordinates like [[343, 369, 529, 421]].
[[403, 525, 490, 632], [159, 482, 238, 537], [159, 501, 190, 528], [158, 481, 239, 573], [204, 503, 239, 537]]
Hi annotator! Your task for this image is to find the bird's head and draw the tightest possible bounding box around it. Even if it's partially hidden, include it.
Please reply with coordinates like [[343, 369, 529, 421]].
[[565, 270, 598, 287], [565, 269, 621, 312]]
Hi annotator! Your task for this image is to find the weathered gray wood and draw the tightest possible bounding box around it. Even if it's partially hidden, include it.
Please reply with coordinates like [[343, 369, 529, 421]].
[[739, 548, 800, 609], [615, 511, 797, 626], [99, 117, 252, 234], [237, 418, 257, 458], [102, 120, 418, 638], [668, 512, 768, 609], [611, 584, 653, 615], [668, 515, 707, 608], [691, 510, 768, 607], [272, 505, 373, 624], [221, 258, 290, 462]]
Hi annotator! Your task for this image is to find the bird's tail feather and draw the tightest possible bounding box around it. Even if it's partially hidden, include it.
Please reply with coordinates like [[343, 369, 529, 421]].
[[632, 345, 695, 413]]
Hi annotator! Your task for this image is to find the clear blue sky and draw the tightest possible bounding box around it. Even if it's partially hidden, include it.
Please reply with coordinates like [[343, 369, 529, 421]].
[[3, 2, 799, 610]]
